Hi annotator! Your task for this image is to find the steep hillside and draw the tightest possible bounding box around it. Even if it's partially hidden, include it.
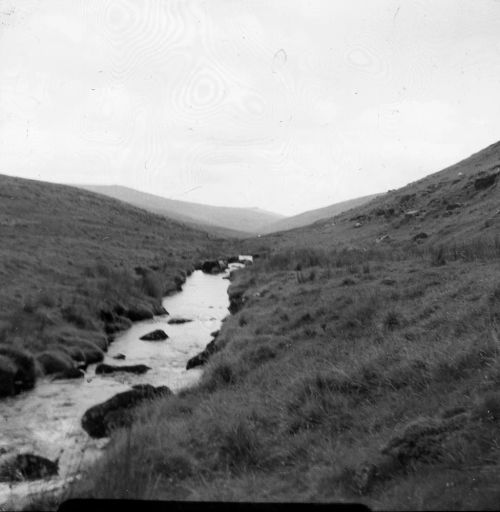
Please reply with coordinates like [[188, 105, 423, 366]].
[[0, 174, 230, 396], [248, 140, 500, 253], [259, 193, 382, 234], [78, 185, 284, 236]]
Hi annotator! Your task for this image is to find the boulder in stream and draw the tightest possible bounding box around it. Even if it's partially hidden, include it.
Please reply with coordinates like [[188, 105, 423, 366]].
[[167, 316, 193, 325], [95, 363, 151, 375], [81, 384, 172, 438], [140, 329, 169, 341], [113, 353, 126, 360], [0, 454, 59, 482]]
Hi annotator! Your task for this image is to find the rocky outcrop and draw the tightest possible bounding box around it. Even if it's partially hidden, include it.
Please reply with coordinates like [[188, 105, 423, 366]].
[[95, 363, 151, 375], [0, 453, 59, 482], [81, 384, 172, 438], [139, 330, 168, 341], [474, 171, 499, 190]]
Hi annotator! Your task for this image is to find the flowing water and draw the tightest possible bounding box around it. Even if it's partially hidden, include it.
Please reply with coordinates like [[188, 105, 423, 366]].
[[0, 263, 243, 507]]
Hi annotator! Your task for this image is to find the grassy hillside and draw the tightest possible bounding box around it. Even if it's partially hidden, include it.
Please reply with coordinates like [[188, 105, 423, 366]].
[[69, 140, 500, 510], [258, 193, 382, 234], [78, 185, 284, 236], [248, 140, 500, 253], [0, 174, 230, 396]]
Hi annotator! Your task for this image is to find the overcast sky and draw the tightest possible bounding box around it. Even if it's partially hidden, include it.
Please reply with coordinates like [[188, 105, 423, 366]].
[[1, 0, 500, 215]]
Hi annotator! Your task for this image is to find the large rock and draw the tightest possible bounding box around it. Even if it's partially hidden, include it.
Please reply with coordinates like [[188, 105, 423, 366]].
[[200, 260, 228, 274], [140, 330, 168, 341], [81, 384, 172, 438], [52, 368, 85, 380], [0, 454, 59, 482], [95, 363, 151, 375]]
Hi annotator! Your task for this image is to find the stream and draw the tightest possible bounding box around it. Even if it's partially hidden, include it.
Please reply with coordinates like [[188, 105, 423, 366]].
[[0, 261, 244, 507]]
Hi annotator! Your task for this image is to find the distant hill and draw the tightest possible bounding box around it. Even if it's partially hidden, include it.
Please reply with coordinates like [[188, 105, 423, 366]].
[[245, 139, 500, 252], [258, 193, 382, 234], [78, 185, 284, 236]]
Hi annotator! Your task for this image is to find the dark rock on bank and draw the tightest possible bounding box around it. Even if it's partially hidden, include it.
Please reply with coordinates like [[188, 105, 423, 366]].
[[125, 305, 154, 322], [228, 291, 245, 314], [0, 346, 37, 396], [152, 304, 168, 316], [95, 363, 151, 375], [36, 350, 75, 375], [81, 384, 172, 438], [168, 316, 193, 325], [186, 332, 220, 370], [0, 454, 59, 482], [52, 368, 85, 380], [140, 329, 168, 341], [113, 353, 126, 360], [199, 259, 228, 274]]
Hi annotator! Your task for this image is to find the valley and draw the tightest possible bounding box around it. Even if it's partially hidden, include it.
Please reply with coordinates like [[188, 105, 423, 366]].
[[1, 140, 500, 510]]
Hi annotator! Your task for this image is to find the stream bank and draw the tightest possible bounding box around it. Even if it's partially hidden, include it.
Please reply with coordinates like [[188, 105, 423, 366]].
[[0, 260, 248, 508]]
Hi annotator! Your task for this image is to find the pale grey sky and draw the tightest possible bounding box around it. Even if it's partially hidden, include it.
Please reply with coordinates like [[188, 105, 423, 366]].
[[1, 0, 500, 215]]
